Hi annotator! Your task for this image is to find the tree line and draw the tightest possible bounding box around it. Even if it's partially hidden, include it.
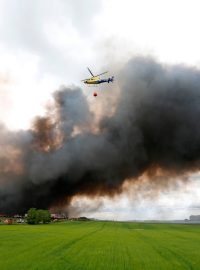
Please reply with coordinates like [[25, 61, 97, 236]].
[[27, 208, 51, 224]]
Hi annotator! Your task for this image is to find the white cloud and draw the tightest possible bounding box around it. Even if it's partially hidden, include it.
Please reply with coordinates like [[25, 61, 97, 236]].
[[0, 0, 104, 129], [70, 176, 200, 220]]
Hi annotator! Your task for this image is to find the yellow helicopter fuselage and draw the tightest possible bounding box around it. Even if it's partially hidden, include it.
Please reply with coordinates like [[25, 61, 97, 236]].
[[84, 76, 100, 84]]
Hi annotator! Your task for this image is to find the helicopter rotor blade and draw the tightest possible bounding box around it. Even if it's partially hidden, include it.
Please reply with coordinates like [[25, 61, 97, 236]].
[[96, 71, 108, 76], [87, 67, 94, 77]]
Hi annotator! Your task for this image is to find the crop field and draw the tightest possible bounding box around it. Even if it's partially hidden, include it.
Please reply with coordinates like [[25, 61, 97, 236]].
[[0, 221, 200, 270]]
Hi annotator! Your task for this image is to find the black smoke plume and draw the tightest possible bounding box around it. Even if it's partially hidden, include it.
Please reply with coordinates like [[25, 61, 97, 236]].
[[1, 56, 200, 213]]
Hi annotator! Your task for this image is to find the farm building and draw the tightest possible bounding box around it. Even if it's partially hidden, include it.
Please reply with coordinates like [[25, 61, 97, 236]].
[[189, 215, 200, 221], [4, 219, 13, 225]]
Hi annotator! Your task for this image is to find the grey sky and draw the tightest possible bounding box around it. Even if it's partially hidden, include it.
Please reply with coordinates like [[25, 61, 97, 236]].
[[1, 0, 200, 219]]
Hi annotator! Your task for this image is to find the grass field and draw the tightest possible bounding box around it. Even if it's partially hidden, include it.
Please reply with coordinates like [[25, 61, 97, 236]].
[[0, 221, 200, 270]]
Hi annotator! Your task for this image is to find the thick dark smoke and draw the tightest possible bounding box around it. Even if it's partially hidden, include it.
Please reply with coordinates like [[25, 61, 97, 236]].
[[1, 57, 200, 213]]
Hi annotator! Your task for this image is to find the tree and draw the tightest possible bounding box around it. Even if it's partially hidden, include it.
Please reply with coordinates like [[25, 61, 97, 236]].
[[42, 210, 51, 223], [27, 208, 51, 224], [37, 209, 51, 223], [27, 208, 38, 224], [37, 209, 43, 223]]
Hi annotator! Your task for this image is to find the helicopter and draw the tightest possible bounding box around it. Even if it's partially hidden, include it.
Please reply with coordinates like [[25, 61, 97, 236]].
[[81, 67, 114, 85]]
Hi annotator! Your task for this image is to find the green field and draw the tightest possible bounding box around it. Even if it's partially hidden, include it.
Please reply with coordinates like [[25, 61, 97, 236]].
[[0, 221, 200, 270]]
